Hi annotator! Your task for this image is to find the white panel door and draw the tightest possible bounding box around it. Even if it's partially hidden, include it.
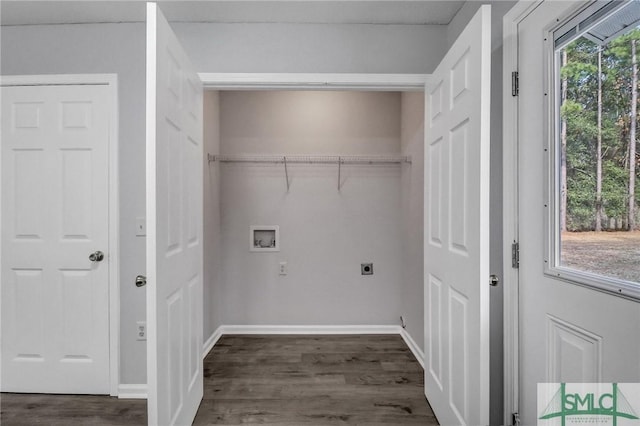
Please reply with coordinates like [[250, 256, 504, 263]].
[[146, 3, 204, 425], [424, 5, 491, 425], [517, 2, 640, 424], [1, 84, 110, 394]]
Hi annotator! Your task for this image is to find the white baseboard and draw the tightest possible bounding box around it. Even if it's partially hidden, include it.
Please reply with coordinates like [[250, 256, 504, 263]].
[[124, 325, 422, 403], [202, 326, 224, 359], [217, 324, 401, 335], [117, 384, 147, 399], [200, 324, 425, 371], [400, 328, 425, 369]]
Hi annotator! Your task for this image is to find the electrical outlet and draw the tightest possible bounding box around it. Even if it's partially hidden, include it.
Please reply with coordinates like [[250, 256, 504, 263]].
[[361, 263, 373, 275], [135, 217, 146, 236], [136, 321, 146, 341], [279, 261, 288, 275]]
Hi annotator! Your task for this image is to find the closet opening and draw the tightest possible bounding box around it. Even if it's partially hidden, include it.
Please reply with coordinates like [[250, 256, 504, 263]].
[[201, 89, 426, 347]]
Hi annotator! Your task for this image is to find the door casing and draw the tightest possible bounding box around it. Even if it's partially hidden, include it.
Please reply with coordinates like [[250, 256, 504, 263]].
[[198, 73, 427, 91], [0, 74, 120, 396]]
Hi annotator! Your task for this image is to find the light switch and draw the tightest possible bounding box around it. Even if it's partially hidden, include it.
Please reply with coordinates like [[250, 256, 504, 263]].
[[136, 217, 146, 236], [279, 262, 288, 275]]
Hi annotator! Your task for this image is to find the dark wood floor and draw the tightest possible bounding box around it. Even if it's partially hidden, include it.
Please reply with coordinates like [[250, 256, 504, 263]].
[[193, 334, 437, 425], [1, 334, 437, 425], [0, 393, 146, 425]]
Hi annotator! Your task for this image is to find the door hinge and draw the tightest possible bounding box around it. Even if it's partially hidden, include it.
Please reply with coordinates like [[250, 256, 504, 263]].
[[512, 71, 519, 96], [512, 412, 521, 425], [511, 242, 520, 269]]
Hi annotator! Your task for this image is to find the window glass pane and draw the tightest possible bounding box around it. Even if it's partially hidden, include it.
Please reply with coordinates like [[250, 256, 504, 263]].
[[557, 6, 640, 285]]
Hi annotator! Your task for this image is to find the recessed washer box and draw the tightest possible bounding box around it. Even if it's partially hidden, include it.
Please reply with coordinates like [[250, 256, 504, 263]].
[[250, 225, 280, 252]]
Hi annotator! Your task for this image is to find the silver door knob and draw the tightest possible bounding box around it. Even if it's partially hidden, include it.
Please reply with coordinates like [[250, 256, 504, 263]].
[[89, 251, 104, 262], [489, 274, 499, 287], [135, 275, 147, 287]]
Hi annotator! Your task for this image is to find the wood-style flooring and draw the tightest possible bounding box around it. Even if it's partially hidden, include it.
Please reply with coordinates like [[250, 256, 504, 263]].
[[193, 334, 437, 425], [1, 334, 437, 425], [0, 392, 146, 425]]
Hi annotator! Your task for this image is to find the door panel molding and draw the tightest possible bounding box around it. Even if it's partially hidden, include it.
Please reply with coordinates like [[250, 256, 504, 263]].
[[424, 6, 491, 425], [546, 314, 603, 383], [1, 74, 119, 396]]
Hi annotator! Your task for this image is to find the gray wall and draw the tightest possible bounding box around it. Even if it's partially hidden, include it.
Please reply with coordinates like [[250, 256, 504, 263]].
[[400, 92, 425, 350], [203, 91, 223, 340], [173, 22, 447, 74], [217, 91, 404, 326], [1, 23, 148, 385], [447, 1, 517, 51]]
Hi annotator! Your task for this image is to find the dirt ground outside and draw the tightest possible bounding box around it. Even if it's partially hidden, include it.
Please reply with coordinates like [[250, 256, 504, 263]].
[[561, 231, 640, 283]]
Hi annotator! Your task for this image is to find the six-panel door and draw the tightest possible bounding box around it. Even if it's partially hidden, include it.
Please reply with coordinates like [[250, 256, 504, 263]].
[[146, 3, 205, 425], [1, 84, 111, 394], [424, 6, 491, 425]]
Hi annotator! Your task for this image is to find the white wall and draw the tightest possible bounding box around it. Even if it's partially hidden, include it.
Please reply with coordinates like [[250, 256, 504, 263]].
[[217, 91, 404, 326], [1, 23, 148, 385], [400, 92, 425, 350], [173, 23, 447, 74], [203, 91, 223, 340]]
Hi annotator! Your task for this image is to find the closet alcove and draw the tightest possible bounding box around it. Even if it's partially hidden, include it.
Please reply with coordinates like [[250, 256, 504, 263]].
[[202, 89, 425, 343]]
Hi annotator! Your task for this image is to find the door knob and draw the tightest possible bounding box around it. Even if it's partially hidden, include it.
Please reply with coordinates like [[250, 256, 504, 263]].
[[489, 274, 499, 287], [89, 251, 104, 262], [135, 275, 147, 287]]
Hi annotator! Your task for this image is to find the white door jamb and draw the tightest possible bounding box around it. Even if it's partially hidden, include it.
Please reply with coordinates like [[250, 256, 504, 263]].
[[502, 2, 543, 424]]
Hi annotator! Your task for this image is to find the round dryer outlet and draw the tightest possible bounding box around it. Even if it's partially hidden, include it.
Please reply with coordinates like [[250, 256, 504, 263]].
[[361, 263, 373, 275]]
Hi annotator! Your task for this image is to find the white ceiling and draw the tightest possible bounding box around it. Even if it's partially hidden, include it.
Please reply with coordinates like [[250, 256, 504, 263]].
[[1, 1, 466, 26]]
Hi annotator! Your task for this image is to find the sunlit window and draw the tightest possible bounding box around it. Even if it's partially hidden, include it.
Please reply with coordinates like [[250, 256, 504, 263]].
[[551, 1, 640, 294]]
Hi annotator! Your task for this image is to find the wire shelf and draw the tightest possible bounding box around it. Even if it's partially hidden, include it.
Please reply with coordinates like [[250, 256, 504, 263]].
[[208, 154, 411, 165], [207, 153, 411, 191]]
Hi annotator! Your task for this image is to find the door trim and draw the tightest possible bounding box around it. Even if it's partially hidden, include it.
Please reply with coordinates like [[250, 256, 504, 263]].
[[199, 72, 428, 91], [1, 74, 120, 396], [502, 2, 542, 424]]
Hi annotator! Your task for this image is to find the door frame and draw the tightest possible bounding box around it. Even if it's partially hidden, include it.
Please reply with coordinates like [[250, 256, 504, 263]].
[[0, 73, 120, 396], [502, 2, 543, 423], [197, 71, 428, 361], [198, 73, 428, 91], [197, 72, 428, 351]]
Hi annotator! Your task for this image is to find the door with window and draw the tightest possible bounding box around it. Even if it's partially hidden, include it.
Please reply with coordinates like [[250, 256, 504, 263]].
[[1, 83, 111, 394], [517, 1, 640, 424]]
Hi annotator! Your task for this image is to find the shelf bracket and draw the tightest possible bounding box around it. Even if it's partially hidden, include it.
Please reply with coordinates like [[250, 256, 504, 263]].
[[283, 156, 290, 191], [338, 156, 342, 191]]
